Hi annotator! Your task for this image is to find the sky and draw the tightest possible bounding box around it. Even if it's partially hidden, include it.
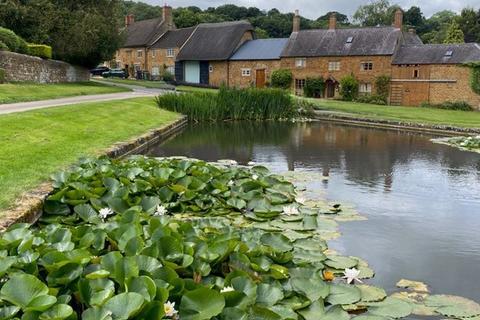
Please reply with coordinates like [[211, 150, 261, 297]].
[[154, 0, 479, 19]]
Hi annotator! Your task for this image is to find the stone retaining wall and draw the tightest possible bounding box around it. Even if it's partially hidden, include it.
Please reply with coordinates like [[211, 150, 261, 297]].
[[0, 51, 90, 83]]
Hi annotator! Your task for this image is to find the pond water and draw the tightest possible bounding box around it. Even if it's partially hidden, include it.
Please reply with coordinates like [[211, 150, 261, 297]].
[[143, 121, 480, 302]]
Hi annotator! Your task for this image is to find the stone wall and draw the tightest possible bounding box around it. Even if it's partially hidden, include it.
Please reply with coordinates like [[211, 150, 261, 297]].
[[209, 61, 229, 87], [0, 51, 90, 83], [228, 60, 281, 88]]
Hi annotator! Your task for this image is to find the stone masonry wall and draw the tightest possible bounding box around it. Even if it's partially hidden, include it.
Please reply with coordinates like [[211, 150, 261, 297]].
[[0, 51, 90, 83], [228, 60, 281, 88]]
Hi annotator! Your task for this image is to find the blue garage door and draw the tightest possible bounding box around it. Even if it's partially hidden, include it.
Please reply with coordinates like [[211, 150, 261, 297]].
[[184, 61, 200, 84]]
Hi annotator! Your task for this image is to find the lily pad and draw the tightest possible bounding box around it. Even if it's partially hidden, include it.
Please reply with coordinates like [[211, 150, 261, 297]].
[[396, 279, 429, 293], [425, 294, 480, 318], [366, 297, 413, 318]]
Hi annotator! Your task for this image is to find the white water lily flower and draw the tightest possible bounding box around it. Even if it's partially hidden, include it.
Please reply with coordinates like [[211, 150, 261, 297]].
[[283, 206, 299, 215], [228, 180, 234, 186], [343, 268, 363, 284], [296, 196, 306, 205], [220, 286, 234, 293], [154, 205, 167, 216], [247, 161, 256, 166], [252, 174, 259, 180], [164, 301, 178, 318], [99, 208, 114, 220]]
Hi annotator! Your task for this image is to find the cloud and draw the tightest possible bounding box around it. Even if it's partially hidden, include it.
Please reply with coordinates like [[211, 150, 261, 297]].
[[153, 0, 479, 19]]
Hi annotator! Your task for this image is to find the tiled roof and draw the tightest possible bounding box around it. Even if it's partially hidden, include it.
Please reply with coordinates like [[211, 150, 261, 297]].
[[151, 27, 195, 49], [122, 17, 169, 47], [176, 21, 254, 61], [281, 27, 423, 57], [230, 38, 289, 60], [393, 43, 480, 64]]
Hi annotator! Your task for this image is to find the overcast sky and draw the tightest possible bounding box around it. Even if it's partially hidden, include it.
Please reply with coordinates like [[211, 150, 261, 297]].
[[155, 0, 479, 19]]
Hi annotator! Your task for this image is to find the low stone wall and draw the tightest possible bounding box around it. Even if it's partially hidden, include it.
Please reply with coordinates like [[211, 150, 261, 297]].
[[0, 51, 90, 83]]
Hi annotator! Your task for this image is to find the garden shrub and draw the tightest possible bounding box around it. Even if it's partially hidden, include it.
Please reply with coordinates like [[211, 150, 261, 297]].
[[420, 101, 473, 111], [162, 70, 174, 82], [0, 40, 8, 51], [271, 69, 293, 89], [27, 43, 52, 59], [375, 75, 390, 103], [0, 68, 5, 83], [356, 94, 388, 105], [0, 27, 28, 54], [304, 77, 325, 98], [469, 64, 480, 95], [339, 74, 359, 101], [156, 87, 296, 121]]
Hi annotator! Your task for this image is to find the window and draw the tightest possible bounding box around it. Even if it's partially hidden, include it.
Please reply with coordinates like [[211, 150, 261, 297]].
[[209, 65, 214, 73], [346, 36, 354, 43], [445, 50, 453, 57], [295, 79, 306, 95], [152, 50, 156, 58], [361, 62, 373, 71], [359, 83, 372, 94], [167, 66, 175, 75], [413, 69, 420, 78], [151, 66, 160, 76], [167, 48, 175, 57], [137, 50, 143, 58], [328, 61, 340, 71], [241, 68, 251, 77], [295, 58, 307, 68]]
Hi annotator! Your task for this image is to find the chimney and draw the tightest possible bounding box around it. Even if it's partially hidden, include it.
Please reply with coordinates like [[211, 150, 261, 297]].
[[163, 5, 174, 30], [125, 14, 134, 27], [293, 10, 300, 33], [393, 8, 403, 29], [329, 12, 337, 30]]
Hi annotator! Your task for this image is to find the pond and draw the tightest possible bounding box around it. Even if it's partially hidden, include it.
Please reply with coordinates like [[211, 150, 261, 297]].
[[143, 121, 480, 302]]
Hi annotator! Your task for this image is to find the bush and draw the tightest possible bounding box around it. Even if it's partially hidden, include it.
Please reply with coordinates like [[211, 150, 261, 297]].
[[375, 75, 390, 102], [420, 101, 473, 111], [0, 68, 5, 84], [0, 27, 28, 54], [162, 70, 174, 83], [271, 69, 293, 89], [339, 74, 359, 101], [304, 77, 325, 98], [156, 87, 296, 121], [27, 44, 52, 59], [0, 40, 8, 51], [356, 94, 387, 105]]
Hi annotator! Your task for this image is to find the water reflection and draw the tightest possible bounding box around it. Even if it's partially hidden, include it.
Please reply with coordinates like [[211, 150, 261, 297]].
[[144, 121, 480, 301]]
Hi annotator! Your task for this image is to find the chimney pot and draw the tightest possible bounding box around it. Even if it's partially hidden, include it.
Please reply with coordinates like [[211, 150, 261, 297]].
[[329, 12, 337, 30], [393, 8, 403, 29], [293, 10, 301, 33]]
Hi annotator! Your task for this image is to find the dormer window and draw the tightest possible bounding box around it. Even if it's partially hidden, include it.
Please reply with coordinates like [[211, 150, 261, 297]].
[[445, 50, 453, 57], [346, 36, 354, 43]]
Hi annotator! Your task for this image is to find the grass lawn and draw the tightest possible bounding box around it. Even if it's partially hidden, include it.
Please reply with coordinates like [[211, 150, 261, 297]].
[[0, 81, 129, 104], [176, 85, 219, 93], [309, 98, 480, 129], [96, 78, 170, 89], [0, 97, 180, 212]]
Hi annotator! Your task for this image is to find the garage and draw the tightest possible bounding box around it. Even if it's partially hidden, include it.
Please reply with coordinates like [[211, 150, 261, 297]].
[[184, 61, 200, 84]]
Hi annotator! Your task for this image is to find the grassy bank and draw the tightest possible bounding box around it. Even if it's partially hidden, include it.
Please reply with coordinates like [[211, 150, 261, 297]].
[[176, 85, 219, 93], [0, 81, 129, 104], [0, 97, 180, 211], [310, 99, 480, 129], [96, 78, 171, 89]]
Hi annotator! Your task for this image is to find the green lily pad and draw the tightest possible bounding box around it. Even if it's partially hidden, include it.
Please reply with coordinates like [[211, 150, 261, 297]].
[[425, 294, 480, 318]]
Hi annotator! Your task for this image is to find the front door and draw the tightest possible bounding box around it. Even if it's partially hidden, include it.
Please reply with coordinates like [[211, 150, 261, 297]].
[[256, 69, 266, 88], [326, 81, 336, 98]]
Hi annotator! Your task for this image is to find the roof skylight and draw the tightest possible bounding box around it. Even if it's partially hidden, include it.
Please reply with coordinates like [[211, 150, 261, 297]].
[[445, 50, 453, 56], [346, 36, 354, 43]]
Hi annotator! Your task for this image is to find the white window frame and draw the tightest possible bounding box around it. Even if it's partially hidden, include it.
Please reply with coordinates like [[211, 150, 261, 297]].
[[166, 48, 175, 57], [137, 50, 143, 58], [166, 66, 175, 75], [359, 83, 372, 94], [151, 66, 160, 76], [328, 61, 340, 71], [241, 68, 251, 77], [209, 65, 214, 73], [295, 58, 307, 68], [360, 62, 373, 71]]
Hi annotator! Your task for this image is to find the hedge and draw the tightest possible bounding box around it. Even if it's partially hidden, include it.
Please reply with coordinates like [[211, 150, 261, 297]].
[[271, 69, 293, 90], [0, 27, 28, 54], [27, 44, 53, 59], [0, 40, 8, 51]]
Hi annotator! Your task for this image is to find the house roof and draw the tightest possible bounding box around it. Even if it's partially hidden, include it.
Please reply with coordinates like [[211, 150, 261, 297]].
[[281, 27, 423, 57], [393, 43, 480, 65], [230, 38, 289, 61], [176, 21, 254, 61], [151, 27, 195, 49], [123, 17, 169, 48]]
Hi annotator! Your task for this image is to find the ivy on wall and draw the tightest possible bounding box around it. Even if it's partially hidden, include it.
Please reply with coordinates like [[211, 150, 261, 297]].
[[465, 62, 480, 95]]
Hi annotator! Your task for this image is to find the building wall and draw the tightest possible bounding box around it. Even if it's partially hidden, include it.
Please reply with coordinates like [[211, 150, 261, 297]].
[[281, 55, 393, 96], [209, 61, 229, 87], [0, 51, 89, 83], [228, 60, 281, 88], [115, 47, 147, 77], [149, 48, 178, 78], [391, 64, 480, 109]]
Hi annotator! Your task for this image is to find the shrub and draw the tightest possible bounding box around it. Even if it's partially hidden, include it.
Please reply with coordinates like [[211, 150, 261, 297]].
[[0, 40, 8, 51], [0, 27, 28, 54], [156, 87, 296, 121], [271, 69, 293, 89], [375, 75, 390, 102], [27, 44, 52, 59], [0, 68, 5, 83], [304, 77, 325, 98], [162, 70, 174, 83], [420, 101, 473, 111], [339, 74, 359, 101], [356, 94, 387, 105]]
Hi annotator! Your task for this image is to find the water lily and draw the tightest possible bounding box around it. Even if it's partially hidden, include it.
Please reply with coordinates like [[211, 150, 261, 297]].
[[221, 286, 234, 293], [296, 196, 306, 204], [252, 174, 259, 180], [248, 161, 256, 166], [164, 301, 178, 318], [283, 205, 299, 215], [228, 180, 234, 186], [99, 208, 114, 220], [154, 205, 167, 216], [343, 268, 363, 284]]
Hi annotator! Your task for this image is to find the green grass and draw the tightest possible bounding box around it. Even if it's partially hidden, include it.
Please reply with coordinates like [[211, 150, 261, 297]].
[[0, 97, 180, 212], [0, 81, 129, 104], [309, 98, 480, 129], [97, 78, 170, 89], [176, 85, 219, 93]]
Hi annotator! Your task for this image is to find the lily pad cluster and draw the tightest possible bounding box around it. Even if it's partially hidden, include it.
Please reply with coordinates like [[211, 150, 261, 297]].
[[432, 135, 480, 153], [1, 157, 479, 320]]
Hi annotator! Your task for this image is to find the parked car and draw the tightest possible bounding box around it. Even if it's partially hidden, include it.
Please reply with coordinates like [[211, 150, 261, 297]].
[[90, 66, 110, 76], [102, 69, 126, 79]]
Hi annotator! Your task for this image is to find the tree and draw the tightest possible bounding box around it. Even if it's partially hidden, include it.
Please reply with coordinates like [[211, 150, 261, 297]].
[[312, 11, 350, 28], [457, 8, 480, 43], [421, 10, 457, 43], [353, 0, 397, 27], [444, 20, 465, 44]]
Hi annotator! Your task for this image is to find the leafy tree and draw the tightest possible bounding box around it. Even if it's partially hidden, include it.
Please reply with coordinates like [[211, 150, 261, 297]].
[[421, 10, 457, 43], [457, 8, 480, 43], [444, 20, 465, 44], [254, 28, 269, 39], [121, 1, 162, 21], [403, 6, 427, 33], [271, 69, 292, 89], [312, 11, 350, 28], [340, 75, 359, 101], [353, 0, 398, 27]]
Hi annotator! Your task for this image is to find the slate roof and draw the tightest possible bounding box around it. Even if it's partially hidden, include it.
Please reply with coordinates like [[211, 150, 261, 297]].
[[281, 27, 423, 57], [230, 38, 289, 60], [123, 17, 169, 48], [176, 21, 254, 61], [151, 27, 195, 49], [392, 43, 480, 65]]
